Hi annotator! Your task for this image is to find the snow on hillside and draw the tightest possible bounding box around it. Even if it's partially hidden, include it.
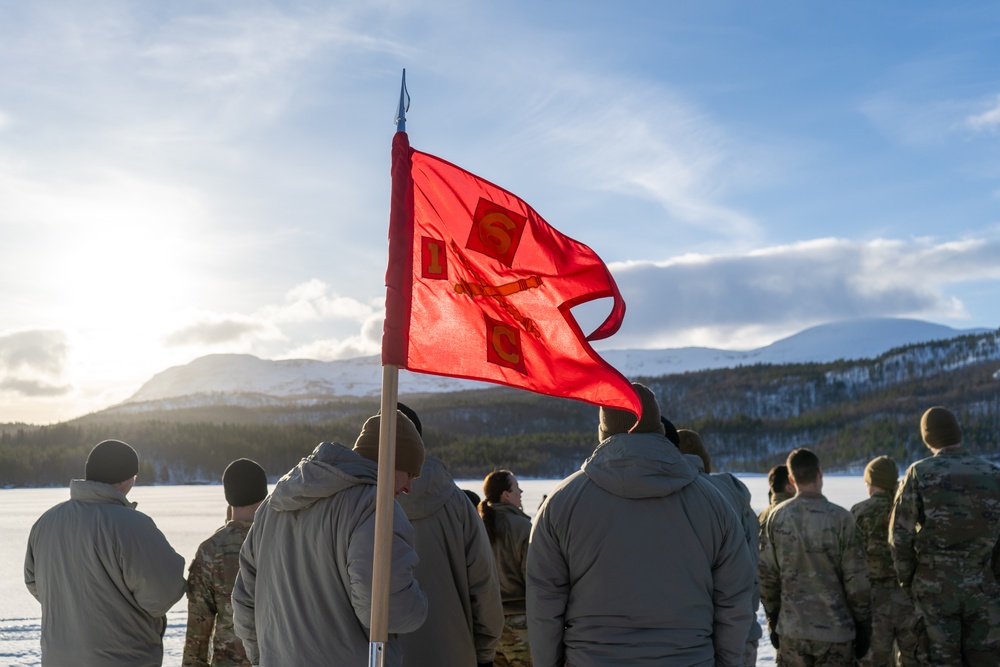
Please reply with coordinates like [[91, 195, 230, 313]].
[[121, 318, 988, 408]]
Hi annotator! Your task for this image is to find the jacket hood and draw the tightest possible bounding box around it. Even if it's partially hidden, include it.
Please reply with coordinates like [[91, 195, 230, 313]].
[[269, 442, 377, 512], [396, 456, 455, 521], [582, 432, 697, 499]]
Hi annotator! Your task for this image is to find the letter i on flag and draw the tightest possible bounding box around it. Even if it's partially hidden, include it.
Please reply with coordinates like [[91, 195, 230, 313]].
[[383, 130, 641, 416]]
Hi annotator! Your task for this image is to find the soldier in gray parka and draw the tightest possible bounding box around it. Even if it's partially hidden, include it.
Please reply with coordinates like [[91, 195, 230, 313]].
[[232, 411, 429, 667], [394, 403, 504, 667], [677, 429, 762, 667], [526, 383, 754, 667], [25, 439, 186, 667]]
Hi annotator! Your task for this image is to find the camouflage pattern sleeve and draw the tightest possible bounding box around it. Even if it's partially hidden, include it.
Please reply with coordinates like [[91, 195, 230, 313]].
[[889, 466, 921, 587], [851, 495, 896, 584], [184, 542, 217, 667], [840, 514, 871, 624], [757, 514, 780, 624]]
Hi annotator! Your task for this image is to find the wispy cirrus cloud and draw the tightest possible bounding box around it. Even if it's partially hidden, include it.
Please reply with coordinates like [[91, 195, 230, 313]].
[[966, 95, 1000, 133]]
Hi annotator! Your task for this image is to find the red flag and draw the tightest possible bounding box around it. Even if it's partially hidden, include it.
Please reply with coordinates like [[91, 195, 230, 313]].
[[384, 131, 640, 416]]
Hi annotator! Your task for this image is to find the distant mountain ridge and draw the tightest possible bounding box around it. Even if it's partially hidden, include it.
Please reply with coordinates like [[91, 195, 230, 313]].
[[116, 318, 990, 413]]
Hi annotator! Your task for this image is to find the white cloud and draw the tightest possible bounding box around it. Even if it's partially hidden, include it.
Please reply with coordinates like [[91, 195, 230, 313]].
[[966, 95, 1000, 133], [164, 315, 281, 348], [601, 237, 1000, 350], [284, 311, 383, 360], [0, 329, 73, 397], [537, 83, 760, 239], [263, 280, 377, 324]]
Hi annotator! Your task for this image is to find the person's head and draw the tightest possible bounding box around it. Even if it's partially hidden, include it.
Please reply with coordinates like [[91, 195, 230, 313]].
[[786, 448, 821, 491], [864, 455, 899, 496], [480, 469, 521, 545], [483, 469, 521, 509], [659, 416, 681, 446], [85, 440, 139, 494], [598, 383, 665, 442], [353, 410, 425, 497], [677, 429, 711, 472], [396, 402, 422, 436], [768, 464, 794, 497], [222, 458, 268, 517], [463, 488, 481, 507], [920, 406, 962, 452]]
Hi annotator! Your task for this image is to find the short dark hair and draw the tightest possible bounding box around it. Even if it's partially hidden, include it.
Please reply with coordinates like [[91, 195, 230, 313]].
[[787, 448, 820, 485], [768, 464, 791, 495]]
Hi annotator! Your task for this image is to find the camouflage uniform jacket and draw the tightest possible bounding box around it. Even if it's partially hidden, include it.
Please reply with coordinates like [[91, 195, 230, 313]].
[[851, 491, 896, 585], [184, 519, 253, 667], [759, 491, 871, 643], [758, 491, 793, 529], [889, 447, 1000, 587]]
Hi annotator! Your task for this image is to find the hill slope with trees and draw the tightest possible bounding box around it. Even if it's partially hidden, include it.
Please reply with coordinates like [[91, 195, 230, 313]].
[[2, 329, 998, 487]]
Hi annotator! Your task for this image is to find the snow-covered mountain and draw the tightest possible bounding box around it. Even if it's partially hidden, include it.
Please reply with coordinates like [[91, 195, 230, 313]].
[[118, 318, 990, 411]]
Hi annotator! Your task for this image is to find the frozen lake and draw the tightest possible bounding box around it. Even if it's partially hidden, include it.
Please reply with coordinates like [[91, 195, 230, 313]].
[[1, 474, 870, 666]]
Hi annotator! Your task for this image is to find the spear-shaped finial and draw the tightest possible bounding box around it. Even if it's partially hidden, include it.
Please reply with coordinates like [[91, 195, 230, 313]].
[[395, 69, 409, 132]]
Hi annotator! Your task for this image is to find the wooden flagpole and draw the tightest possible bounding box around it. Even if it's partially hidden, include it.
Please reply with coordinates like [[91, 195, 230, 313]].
[[368, 69, 409, 667]]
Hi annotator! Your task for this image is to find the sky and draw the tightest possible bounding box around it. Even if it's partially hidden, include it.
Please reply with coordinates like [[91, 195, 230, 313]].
[[2, 1, 1000, 425]]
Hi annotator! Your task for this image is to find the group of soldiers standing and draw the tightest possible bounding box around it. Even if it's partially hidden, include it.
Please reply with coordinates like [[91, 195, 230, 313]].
[[758, 406, 1000, 666], [23, 397, 1000, 667]]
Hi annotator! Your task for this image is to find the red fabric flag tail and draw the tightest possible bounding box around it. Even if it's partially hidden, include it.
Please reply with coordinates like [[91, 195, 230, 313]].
[[382, 133, 641, 417]]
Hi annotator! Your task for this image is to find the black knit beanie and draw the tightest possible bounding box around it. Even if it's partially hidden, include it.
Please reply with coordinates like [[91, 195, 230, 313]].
[[85, 440, 139, 484], [396, 402, 422, 436], [660, 416, 681, 446], [223, 458, 268, 507]]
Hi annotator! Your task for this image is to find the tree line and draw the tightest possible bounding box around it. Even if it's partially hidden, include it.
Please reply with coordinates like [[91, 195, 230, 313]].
[[2, 351, 998, 487]]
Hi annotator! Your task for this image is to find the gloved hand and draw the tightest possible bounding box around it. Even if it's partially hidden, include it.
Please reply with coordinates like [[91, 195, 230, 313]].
[[766, 610, 780, 650], [854, 617, 872, 660]]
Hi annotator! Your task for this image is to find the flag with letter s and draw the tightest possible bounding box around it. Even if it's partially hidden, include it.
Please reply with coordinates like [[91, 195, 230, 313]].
[[383, 131, 641, 417]]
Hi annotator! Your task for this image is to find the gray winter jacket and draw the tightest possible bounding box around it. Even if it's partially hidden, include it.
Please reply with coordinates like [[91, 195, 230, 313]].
[[232, 442, 427, 667], [684, 454, 763, 645], [489, 501, 532, 614], [396, 456, 504, 666], [24, 480, 186, 667], [526, 433, 755, 667]]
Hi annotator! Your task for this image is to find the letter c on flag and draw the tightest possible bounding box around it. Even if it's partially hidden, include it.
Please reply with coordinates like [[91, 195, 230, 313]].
[[492, 326, 520, 364]]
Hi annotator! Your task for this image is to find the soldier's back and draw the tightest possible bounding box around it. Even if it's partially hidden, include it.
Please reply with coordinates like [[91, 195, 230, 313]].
[[851, 493, 895, 583], [763, 493, 870, 644], [185, 520, 253, 667], [907, 449, 1000, 559]]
